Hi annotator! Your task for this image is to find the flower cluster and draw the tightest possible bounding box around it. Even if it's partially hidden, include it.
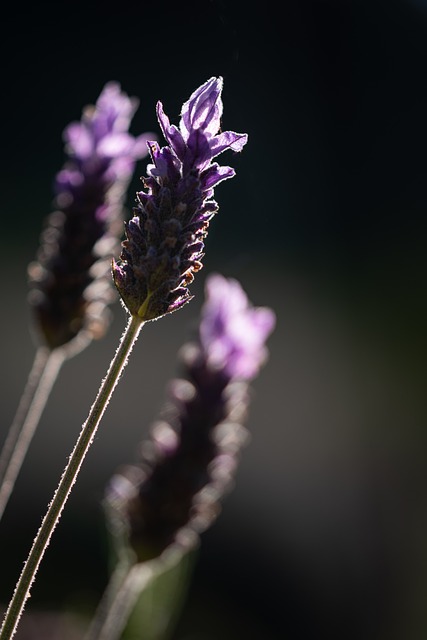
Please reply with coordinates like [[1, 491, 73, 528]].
[[112, 77, 248, 322], [28, 82, 151, 351], [0, 76, 275, 640], [106, 274, 275, 562]]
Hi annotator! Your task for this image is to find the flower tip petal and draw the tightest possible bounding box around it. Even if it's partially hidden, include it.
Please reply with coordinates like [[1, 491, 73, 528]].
[[207, 76, 223, 93], [133, 133, 158, 158], [231, 133, 248, 152], [200, 274, 276, 380], [255, 307, 277, 337]]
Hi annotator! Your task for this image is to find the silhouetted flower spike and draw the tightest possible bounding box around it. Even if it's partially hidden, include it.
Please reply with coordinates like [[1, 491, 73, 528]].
[[28, 82, 152, 351], [112, 77, 248, 322], [106, 274, 275, 562]]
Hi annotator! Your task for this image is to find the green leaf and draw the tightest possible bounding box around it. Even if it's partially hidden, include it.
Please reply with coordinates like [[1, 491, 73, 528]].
[[122, 547, 198, 640]]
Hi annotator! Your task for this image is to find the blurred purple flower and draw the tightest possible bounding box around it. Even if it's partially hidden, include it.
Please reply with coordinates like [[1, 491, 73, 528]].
[[112, 77, 248, 321], [106, 274, 275, 562], [28, 82, 152, 350], [200, 274, 276, 379]]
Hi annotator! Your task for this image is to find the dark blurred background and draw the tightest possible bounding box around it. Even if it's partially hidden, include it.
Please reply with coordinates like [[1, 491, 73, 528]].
[[1, 0, 427, 638]]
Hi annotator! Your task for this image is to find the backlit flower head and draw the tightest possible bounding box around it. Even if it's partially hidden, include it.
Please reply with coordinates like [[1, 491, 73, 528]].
[[28, 82, 152, 351], [112, 77, 248, 322], [105, 274, 275, 562], [200, 274, 276, 379]]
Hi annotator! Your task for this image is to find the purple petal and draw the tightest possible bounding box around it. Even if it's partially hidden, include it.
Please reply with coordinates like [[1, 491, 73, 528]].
[[95, 81, 139, 133], [180, 77, 223, 139], [146, 142, 169, 178], [147, 142, 181, 180], [63, 122, 94, 159], [55, 168, 84, 192], [132, 133, 156, 159], [209, 131, 248, 158], [156, 101, 187, 160], [97, 132, 135, 158], [184, 128, 212, 171], [200, 274, 276, 380], [201, 164, 236, 190]]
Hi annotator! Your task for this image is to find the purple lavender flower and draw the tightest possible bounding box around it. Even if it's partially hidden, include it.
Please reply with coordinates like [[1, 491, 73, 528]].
[[28, 82, 152, 350], [106, 274, 275, 562], [200, 274, 276, 379], [112, 77, 248, 322]]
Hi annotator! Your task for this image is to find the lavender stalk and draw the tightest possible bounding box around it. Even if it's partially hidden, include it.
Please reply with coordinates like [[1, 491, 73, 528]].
[[0, 78, 247, 640], [0, 314, 144, 640], [86, 274, 276, 640], [0, 348, 64, 520], [0, 82, 150, 522]]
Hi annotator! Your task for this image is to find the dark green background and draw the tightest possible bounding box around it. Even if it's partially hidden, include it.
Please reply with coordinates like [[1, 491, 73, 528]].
[[1, 1, 427, 638]]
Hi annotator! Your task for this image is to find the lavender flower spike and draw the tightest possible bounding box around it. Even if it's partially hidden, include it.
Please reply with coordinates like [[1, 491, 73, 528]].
[[106, 274, 275, 562], [28, 82, 152, 351], [112, 77, 248, 321]]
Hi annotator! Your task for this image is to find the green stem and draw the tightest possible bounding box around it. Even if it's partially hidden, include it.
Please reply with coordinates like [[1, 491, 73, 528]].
[[0, 346, 65, 522], [85, 560, 156, 640], [0, 314, 144, 640], [85, 548, 192, 640]]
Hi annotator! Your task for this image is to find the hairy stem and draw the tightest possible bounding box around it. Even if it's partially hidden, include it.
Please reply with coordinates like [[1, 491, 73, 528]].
[[0, 314, 144, 640], [0, 347, 65, 522]]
